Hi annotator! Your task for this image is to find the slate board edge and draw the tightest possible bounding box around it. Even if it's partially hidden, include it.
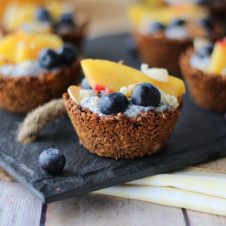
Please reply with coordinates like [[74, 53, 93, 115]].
[[0, 145, 220, 203], [44, 151, 223, 203], [0, 159, 45, 202]]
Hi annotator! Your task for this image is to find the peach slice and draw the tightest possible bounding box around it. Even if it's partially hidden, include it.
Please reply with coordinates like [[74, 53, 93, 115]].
[[3, 4, 36, 31], [81, 59, 185, 97], [128, 4, 206, 29], [68, 86, 82, 104], [0, 31, 63, 63], [3, 1, 75, 31], [208, 39, 226, 75]]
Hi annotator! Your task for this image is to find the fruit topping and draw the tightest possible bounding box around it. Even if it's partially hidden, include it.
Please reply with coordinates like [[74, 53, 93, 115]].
[[99, 92, 129, 115], [58, 13, 75, 28], [120, 84, 136, 97], [3, 2, 76, 31], [141, 64, 169, 82], [81, 59, 185, 97], [198, 17, 214, 32], [208, 38, 226, 75], [36, 7, 52, 23], [196, 45, 213, 58], [170, 19, 186, 27], [94, 85, 112, 94], [58, 44, 78, 65], [81, 78, 91, 89], [39, 148, 66, 175], [39, 48, 60, 69], [68, 86, 82, 104], [193, 37, 212, 52], [132, 83, 161, 107], [128, 4, 205, 29], [148, 22, 165, 33], [0, 31, 63, 64]]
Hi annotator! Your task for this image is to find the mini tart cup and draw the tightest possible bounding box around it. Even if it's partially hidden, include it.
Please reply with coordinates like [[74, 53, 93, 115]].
[[63, 93, 183, 160], [133, 23, 224, 76], [0, 59, 81, 113], [180, 48, 226, 113], [133, 32, 192, 76]]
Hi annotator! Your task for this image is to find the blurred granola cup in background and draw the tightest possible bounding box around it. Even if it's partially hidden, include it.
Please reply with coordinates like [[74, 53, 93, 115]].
[[0, 1, 89, 51], [180, 38, 226, 113], [0, 31, 81, 113], [128, 3, 224, 76]]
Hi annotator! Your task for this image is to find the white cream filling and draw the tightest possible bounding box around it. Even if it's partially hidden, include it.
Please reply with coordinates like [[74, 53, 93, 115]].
[[165, 27, 188, 40], [190, 54, 211, 72], [0, 61, 46, 77], [79, 89, 178, 118]]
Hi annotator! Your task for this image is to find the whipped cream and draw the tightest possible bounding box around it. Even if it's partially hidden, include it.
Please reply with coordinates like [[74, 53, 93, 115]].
[[0, 61, 46, 77]]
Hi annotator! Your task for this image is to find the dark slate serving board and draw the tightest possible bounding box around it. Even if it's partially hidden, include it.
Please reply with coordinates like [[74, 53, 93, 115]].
[[0, 34, 226, 203]]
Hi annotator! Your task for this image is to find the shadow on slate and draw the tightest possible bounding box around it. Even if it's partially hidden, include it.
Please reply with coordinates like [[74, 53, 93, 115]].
[[0, 34, 226, 203]]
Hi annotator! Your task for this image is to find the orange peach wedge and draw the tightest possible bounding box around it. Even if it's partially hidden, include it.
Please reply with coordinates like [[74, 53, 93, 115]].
[[208, 38, 226, 75], [81, 59, 186, 97]]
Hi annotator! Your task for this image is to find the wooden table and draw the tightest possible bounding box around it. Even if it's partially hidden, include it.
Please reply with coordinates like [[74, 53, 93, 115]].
[[1, 179, 226, 226], [1, 0, 226, 225]]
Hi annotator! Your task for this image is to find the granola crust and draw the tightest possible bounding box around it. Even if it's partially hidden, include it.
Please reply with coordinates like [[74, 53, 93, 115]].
[[133, 32, 192, 75], [180, 48, 226, 113], [0, 59, 81, 113], [64, 93, 182, 159]]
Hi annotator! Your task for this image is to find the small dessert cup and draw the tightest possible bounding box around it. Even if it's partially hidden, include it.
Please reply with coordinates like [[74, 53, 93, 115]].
[[129, 4, 224, 75], [0, 31, 81, 113], [180, 38, 226, 113], [64, 59, 185, 159], [1, 1, 89, 50]]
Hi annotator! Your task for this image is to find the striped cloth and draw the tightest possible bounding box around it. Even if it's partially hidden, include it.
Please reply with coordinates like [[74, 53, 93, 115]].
[[95, 167, 226, 216]]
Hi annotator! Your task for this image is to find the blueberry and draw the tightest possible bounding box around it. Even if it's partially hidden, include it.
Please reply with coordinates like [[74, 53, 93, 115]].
[[170, 19, 186, 27], [36, 7, 52, 23], [196, 45, 214, 58], [100, 92, 129, 115], [39, 148, 66, 175], [58, 44, 78, 65], [81, 78, 91, 89], [148, 22, 166, 33], [199, 17, 214, 31], [39, 49, 61, 69], [58, 13, 75, 28], [132, 83, 161, 107]]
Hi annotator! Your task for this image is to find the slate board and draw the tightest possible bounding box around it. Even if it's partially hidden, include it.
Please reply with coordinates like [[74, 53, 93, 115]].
[[0, 34, 226, 203]]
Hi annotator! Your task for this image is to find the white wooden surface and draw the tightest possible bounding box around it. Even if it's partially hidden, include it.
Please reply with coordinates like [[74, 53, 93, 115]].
[[46, 195, 185, 226], [1, 180, 226, 226], [0, 181, 42, 226]]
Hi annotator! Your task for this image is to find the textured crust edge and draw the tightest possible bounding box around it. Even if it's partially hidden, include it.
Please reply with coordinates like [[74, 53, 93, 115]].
[[63, 93, 183, 159], [133, 32, 192, 75], [180, 48, 226, 113], [0, 59, 81, 113]]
